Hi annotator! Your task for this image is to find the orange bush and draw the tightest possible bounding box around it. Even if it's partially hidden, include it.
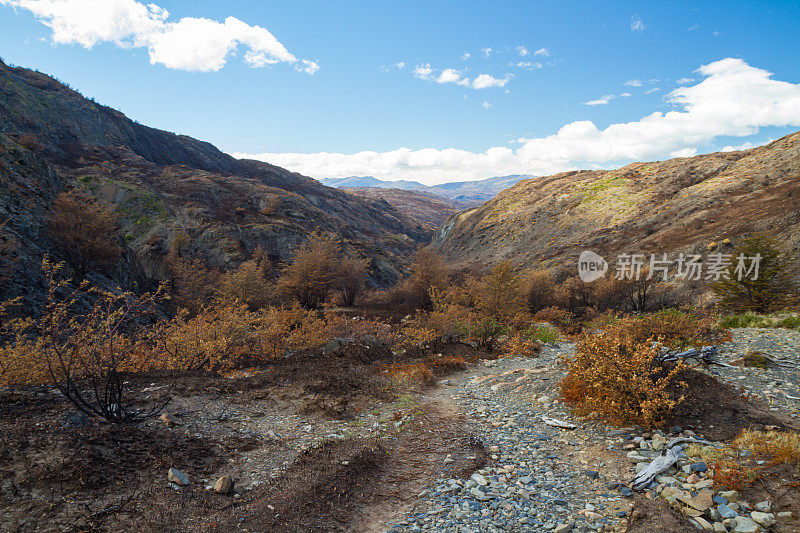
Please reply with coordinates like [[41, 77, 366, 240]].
[[384, 354, 466, 386], [561, 316, 691, 427]]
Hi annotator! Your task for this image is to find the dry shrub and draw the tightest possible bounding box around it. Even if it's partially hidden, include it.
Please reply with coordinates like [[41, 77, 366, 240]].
[[217, 250, 274, 310], [384, 355, 467, 386], [533, 306, 573, 329], [406, 247, 450, 309], [166, 254, 220, 314], [336, 256, 369, 306], [523, 269, 555, 313], [0, 260, 168, 422], [253, 304, 326, 359], [278, 233, 341, 309], [472, 262, 528, 320], [323, 313, 398, 346], [499, 333, 541, 358], [690, 430, 800, 490], [48, 190, 122, 278], [153, 303, 256, 372], [561, 316, 694, 427], [154, 303, 326, 371]]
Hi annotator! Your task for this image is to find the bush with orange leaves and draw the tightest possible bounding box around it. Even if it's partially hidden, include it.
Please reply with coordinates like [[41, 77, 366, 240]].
[[561, 311, 730, 426], [153, 302, 326, 371], [383, 354, 467, 386], [687, 429, 800, 490], [0, 260, 169, 422]]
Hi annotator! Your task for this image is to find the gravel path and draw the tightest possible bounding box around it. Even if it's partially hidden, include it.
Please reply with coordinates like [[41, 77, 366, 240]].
[[386, 327, 800, 532], [387, 342, 631, 533]]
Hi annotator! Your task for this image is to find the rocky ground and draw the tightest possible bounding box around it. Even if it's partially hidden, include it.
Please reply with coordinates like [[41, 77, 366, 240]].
[[386, 328, 800, 532], [1, 328, 798, 532]]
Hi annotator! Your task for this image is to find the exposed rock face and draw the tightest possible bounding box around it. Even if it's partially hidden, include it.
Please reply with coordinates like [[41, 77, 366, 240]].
[[431, 132, 800, 274], [0, 60, 430, 306]]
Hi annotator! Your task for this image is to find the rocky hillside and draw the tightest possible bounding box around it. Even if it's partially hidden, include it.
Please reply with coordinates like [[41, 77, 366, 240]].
[[432, 132, 800, 274], [0, 60, 430, 305], [343, 187, 467, 231]]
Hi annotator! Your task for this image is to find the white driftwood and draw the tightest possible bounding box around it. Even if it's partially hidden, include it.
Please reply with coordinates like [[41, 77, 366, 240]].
[[631, 446, 683, 491], [631, 436, 713, 491], [658, 345, 733, 367], [542, 416, 578, 429]]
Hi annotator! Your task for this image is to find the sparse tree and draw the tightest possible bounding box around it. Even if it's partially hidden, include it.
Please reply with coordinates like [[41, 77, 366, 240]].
[[524, 269, 555, 313], [336, 256, 369, 307], [712, 235, 796, 313], [167, 253, 220, 314], [48, 190, 122, 279], [217, 250, 274, 310], [474, 262, 526, 319], [408, 247, 450, 309], [277, 233, 341, 308]]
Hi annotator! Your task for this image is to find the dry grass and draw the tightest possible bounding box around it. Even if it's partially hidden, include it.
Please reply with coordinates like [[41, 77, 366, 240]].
[[687, 429, 800, 490]]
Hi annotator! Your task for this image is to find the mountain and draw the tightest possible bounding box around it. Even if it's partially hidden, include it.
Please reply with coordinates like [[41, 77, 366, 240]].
[[431, 132, 800, 274], [0, 60, 430, 306], [320, 175, 535, 205], [343, 187, 463, 231], [320, 176, 428, 190]]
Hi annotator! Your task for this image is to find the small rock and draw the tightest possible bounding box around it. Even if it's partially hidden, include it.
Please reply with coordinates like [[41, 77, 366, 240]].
[[691, 461, 708, 473], [718, 504, 738, 519], [168, 467, 189, 486], [471, 473, 488, 486], [749, 511, 775, 528], [754, 501, 770, 512], [213, 476, 234, 494], [777, 511, 792, 519], [694, 516, 713, 531], [554, 522, 574, 533], [732, 516, 759, 533]]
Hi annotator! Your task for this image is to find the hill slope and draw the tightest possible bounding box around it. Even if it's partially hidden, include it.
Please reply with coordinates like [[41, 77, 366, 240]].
[[343, 187, 464, 230], [0, 60, 429, 305], [431, 132, 800, 273]]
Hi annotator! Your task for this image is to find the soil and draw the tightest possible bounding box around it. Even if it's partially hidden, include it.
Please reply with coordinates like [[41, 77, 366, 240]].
[[665, 368, 800, 440], [734, 463, 800, 533], [625, 497, 696, 533]]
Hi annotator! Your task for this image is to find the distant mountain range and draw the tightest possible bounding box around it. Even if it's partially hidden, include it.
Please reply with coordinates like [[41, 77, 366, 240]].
[[319, 175, 536, 205]]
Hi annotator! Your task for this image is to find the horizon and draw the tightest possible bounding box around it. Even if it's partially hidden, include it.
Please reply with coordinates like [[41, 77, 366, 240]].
[[1, 1, 799, 185]]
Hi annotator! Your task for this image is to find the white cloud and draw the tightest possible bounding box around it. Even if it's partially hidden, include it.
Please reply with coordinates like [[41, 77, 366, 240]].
[[688, 24, 699, 31], [482, 47, 494, 57], [645, 87, 661, 94], [720, 141, 759, 152], [676, 77, 694, 84], [436, 68, 463, 84], [533, 47, 550, 56], [713, 30, 721, 37], [413, 64, 511, 90], [413, 63, 433, 79], [624, 79, 642, 87], [515, 61, 542, 70], [630, 14, 646, 32], [585, 95, 615, 106], [619, 92, 631, 98], [482, 101, 493, 109], [1, 0, 315, 73], [461, 52, 471, 61], [516, 46, 528, 57], [471, 73, 512, 89], [233, 58, 800, 185]]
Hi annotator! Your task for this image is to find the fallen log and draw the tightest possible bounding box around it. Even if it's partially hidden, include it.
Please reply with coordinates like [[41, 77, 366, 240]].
[[631, 436, 714, 491]]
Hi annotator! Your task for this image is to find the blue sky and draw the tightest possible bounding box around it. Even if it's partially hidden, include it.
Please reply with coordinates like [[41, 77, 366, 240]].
[[1, 0, 799, 184]]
